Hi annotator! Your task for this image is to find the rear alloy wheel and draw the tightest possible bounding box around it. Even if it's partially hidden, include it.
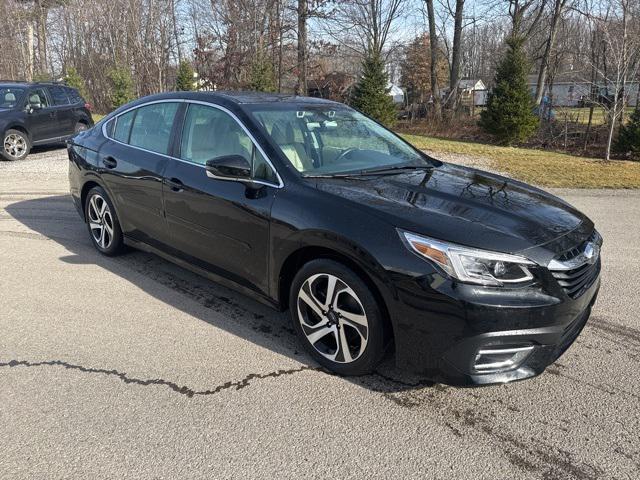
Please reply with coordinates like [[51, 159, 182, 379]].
[[290, 260, 386, 375], [2, 129, 30, 161], [85, 186, 124, 256]]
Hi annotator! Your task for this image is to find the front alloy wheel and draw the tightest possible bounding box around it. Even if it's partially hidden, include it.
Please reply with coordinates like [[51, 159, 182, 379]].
[[297, 273, 369, 363], [2, 130, 30, 161], [290, 260, 386, 375]]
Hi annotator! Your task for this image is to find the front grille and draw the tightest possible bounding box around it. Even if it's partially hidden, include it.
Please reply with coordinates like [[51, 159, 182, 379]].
[[556, 231, 597, 262], [550, 257, 600, 299]]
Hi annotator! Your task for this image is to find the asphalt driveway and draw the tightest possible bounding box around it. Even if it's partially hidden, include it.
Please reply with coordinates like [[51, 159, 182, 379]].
[[1, 147, 639, 479]]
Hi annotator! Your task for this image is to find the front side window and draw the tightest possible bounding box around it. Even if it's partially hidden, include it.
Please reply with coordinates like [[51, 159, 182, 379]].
[[129, 102, 179, 155], [249, 106, 431, 175], [180, 104, 277, 184], [28, 88, 49, 108], [49, 86, 70, 106], [0, 87, 25, 108]]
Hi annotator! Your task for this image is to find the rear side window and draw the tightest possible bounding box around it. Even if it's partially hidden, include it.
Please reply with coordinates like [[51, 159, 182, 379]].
[[129, 102, 179, 155], [49, 86, 70, 106], [104, 118, 116, 137], [113, 110, 135, 143], [65, 87, 83, 104]]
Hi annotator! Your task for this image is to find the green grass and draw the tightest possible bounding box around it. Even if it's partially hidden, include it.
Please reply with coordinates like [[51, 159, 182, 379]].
[[554, 107, 635, 126], [402, 134, 640, 189], [92, 113, 105, 123]]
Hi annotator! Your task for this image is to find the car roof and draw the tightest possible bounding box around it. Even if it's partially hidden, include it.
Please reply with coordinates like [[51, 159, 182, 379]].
[[0, 81, 76, 89], [133, 90, 342, 107]]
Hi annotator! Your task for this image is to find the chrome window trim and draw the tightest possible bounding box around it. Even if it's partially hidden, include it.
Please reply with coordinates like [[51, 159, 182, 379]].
[[101, 98, 284, 189]]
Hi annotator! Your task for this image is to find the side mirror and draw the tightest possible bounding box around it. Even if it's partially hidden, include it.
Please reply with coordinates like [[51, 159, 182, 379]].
[[205, 155, 251, 180]]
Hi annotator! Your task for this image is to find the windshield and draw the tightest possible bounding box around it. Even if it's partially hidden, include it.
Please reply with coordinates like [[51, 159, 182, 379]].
[[0, 87, 25, 109], [248, 105, 432, 176]]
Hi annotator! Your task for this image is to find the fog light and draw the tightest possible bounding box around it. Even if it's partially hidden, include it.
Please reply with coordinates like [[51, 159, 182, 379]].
[[473, 346, 534, 373]]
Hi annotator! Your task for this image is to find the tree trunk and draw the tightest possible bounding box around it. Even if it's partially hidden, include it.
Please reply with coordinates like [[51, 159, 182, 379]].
[[448, 0, 465, 110], [296, 0, 308, 96], [535, 0, 564, 106], [425, 0, 441, 119], [26, 22, 34, 82], [36, 0, 48, 75]]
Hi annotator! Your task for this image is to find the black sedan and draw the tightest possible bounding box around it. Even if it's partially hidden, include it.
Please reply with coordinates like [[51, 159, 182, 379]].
[[68, 92, 601, 385]]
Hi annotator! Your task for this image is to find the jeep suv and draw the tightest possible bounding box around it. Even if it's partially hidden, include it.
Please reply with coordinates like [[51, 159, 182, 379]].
[[1, 82, 93, 161]]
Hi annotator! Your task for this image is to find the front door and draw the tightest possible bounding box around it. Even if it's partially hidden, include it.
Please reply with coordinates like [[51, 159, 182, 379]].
[[25, 88, 57, 142], [97, 101, 181, 248], [163, 103, 281, 296]]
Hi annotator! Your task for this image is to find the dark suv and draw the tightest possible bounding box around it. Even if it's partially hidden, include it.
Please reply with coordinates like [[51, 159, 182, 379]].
[[1, 82, 93, 161]]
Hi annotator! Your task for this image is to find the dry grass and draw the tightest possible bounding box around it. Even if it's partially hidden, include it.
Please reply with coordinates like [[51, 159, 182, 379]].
[[92, 113, 105, 123], [403, 134, 640, 189]]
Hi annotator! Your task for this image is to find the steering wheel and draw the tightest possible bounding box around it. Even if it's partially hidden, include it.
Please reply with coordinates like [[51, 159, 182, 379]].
[[333, 147, 359, 163]]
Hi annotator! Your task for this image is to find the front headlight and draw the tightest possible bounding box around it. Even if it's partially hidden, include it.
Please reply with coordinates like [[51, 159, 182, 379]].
[[400, 230, 536, 286]]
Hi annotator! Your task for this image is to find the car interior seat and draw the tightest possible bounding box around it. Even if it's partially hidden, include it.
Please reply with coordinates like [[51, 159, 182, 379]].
[[270, 123, 312, 172]]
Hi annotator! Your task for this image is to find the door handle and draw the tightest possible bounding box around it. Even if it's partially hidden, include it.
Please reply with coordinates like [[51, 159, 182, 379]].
[[166, 178, 184, 192], [49, 111, 57, 119], [102, 157, 117, 169]]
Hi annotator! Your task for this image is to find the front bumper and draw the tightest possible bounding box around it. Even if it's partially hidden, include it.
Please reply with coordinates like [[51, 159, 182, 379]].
[[384, 265, 600, 386]]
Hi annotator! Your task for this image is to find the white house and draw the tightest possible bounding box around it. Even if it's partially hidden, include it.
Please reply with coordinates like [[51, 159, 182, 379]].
[[527, 74, 639, 107]]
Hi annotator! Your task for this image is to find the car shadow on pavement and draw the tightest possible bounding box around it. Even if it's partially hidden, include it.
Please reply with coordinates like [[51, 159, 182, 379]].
[[6, 195, 435, 395]]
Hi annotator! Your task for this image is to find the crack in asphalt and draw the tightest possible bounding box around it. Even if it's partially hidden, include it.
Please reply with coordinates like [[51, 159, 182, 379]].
[[0, 359, 319, 398]]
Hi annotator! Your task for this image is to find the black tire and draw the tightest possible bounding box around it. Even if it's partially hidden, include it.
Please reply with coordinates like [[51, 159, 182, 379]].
[[289, 259, 386, 375], [2, 129, 31, 161], [74, 122, 88, 134], [84, 186, 124, 256]]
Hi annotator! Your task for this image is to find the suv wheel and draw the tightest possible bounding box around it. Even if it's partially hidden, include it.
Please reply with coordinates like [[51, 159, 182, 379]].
[[289, 259, 386, 375], [85, 186, 124, 256], [2, 129, 30, 161]]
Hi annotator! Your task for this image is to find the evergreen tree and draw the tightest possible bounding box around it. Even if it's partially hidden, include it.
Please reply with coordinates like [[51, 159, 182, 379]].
[[249, 51, 276, 93], [176, 61, 195, 91], [479, 36, 538, 144], [64, 67, 87, 98], [107, 67, 134, 110], [614, 107, 640, 160], [351, 53, 397, 126]]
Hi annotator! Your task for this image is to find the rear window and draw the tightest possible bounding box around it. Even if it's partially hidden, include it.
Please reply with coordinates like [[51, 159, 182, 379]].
[[49, 86, 70, 106]]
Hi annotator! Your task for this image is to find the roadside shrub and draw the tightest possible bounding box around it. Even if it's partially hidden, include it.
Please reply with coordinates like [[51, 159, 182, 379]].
[[176, 61, 195, 91], [614, 107, 640, 160], [351, 52, 397, 127], [64, 67, 87, 98], [479, 36, 538, 145], [107, 67, 135, 110]]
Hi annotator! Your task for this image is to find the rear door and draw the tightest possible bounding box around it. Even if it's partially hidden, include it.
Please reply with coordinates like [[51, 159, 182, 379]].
[[25, 88, 57, 142], [98, 101, 181, 248], [162, 102, 281, 295], [47, 85, 75, 135]]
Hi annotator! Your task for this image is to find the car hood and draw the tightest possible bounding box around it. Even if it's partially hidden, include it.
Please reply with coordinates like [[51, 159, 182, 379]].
[[313, 163, 591, 255]]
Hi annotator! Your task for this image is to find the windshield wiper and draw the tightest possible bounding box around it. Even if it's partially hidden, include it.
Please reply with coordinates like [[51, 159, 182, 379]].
[[357, 165, 434, 175], [302, 165, 434, 179]]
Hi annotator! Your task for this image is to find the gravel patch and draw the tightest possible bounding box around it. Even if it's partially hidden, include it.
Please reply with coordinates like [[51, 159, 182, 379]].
[[0, 145, 69, 176]]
